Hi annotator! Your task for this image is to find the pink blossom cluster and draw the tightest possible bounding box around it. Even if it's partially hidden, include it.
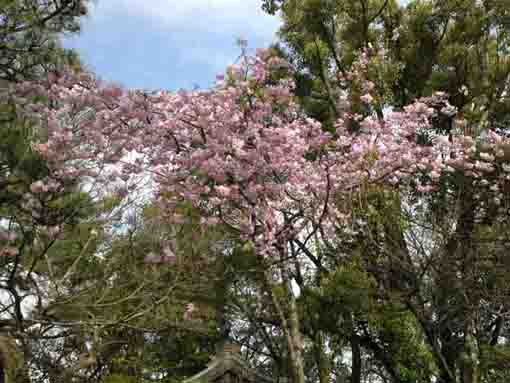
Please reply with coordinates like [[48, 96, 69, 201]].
[[144, 246, 177, 265], [183, 303, 196, 320], [0, 229, 18, 257], [6, 48, 510, 259]]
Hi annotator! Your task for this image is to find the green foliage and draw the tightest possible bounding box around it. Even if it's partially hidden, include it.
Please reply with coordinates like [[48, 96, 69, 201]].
[[0, 0, 88, 81], [101, 374, 138, 383], [0, 335, 30, 383], [267, 0, 510, 136], [479, 344, 510, 383], [371, 309, 437, 383], [322, 261, 376, 314]]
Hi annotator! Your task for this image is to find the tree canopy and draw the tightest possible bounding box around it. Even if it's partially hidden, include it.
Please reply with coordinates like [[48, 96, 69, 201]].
[[1, 1, 510, 383]]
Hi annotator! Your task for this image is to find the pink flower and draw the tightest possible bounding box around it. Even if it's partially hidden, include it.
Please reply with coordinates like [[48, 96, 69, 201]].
[[0, 230, 17, 242], [183, 303, 196, 320], [430, 171, 441, 180], [201, 217, 219, 226], [215, 185, 231, 197], [30, 180, 47, 193], [162, 246, 177, 264], [417, 185, 435, 193], [434, 136, 449, 146], [360, 93, 373, 104], [47, 226, 61, 238], [115, 187, 128, 199], [0, 246, 18, 257], [144, 252, 160, 264], [33, 143, 49, 155], [352, 143, 364, 155], [479, 152, 495, 162], [364, 81, 375, 91]]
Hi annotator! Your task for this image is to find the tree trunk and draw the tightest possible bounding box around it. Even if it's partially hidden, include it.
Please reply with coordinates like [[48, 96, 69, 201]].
[[266, 269, 305, 383], [461, 315, 479, 383], [457, 186, 479, 383], [288, 292, 305, 383], [351, 333, 362, 383], [313, 331, 331, 383]]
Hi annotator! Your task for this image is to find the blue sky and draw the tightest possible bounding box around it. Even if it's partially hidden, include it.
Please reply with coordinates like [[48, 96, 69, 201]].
[[63, 0, 281, 91]]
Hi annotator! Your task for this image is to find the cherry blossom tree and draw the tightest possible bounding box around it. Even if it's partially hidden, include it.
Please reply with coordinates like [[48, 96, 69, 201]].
[[5, 47, 510, 383]]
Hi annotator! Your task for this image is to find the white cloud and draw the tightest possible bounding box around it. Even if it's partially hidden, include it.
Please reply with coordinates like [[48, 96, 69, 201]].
[[66, 0, 281, 89], [89, 0, 280, 39]]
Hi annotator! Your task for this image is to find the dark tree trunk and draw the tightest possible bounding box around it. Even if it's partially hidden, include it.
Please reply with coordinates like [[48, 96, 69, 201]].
[[350, 334, 361, 383]]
